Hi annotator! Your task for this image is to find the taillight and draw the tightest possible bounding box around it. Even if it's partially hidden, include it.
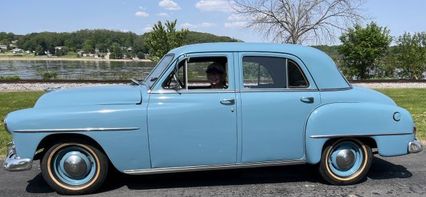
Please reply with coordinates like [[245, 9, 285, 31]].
[[413, 126, 417, 136]]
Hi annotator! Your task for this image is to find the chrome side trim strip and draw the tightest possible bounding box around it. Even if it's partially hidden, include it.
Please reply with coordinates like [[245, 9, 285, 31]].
[[13, 127, 140, 133], [151, 89, 237, 94], [318, 87, 352, 92], [240, 88, 318, 93], [124, 160, 305, 175], [310, 132, 412, 139]]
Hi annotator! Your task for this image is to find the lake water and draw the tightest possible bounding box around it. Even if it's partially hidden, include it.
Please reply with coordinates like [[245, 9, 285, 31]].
[[0, 60, 156, 80]]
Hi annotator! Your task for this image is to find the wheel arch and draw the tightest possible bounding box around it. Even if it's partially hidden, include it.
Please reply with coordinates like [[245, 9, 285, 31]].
[[34, 133, 118, 171], [306, 136, 377, 164]]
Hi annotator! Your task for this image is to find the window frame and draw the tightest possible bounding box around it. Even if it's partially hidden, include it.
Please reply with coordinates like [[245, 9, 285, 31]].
[[242, 56, 287, 89], [153, 52, 235, 94], [239, 52, 317, 92], [287, 59, 310, 88]]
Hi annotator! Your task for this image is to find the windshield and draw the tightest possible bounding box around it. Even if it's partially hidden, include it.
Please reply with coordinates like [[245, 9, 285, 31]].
[[144, 54, 174, 88]]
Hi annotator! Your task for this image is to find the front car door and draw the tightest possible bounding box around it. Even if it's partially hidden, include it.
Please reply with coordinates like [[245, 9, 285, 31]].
[[238, 52, 320, 163], [147, 53, 238, 168]]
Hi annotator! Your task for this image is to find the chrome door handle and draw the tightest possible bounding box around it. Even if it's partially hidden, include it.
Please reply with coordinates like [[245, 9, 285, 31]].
[[300, 97, 314, 103], [220, 99, 235, 105]]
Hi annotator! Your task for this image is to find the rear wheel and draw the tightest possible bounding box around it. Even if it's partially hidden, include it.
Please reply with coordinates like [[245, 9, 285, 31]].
[[319, 138, 372, 185], [41, 141, 108, 195]]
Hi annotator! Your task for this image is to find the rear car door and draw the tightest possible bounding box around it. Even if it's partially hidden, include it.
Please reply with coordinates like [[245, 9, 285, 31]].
[[238, 53, 320, 163]]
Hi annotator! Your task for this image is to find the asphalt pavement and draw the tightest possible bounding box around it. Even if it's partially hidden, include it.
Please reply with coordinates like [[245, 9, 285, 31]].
[[1, 151, 425, 197]]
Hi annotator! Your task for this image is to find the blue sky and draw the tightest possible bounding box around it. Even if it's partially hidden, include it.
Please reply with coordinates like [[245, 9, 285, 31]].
[[1, 0, 425, 44]]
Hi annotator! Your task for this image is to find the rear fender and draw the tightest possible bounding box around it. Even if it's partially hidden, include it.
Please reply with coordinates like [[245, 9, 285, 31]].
[[305, 102, 414, 164]]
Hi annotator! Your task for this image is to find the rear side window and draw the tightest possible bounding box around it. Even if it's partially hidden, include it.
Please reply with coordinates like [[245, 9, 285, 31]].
[[288, 59, 309, 88], [243, 56, 287, 88], [242, 56, 309, 89]]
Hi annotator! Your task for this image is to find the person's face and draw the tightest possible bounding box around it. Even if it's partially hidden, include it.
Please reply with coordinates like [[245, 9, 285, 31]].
[[207, 72, 224, 85]]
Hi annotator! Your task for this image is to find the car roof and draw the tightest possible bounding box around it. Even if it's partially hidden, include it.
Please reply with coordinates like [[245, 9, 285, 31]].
[[168, 42, 350, 90], [169, 42, 317, 54]]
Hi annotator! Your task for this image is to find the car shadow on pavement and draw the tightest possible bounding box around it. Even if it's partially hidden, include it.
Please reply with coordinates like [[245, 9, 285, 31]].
[[25, 156, 412, 194], [26, 174, 54, 193], [367, 156, 412, 180], [101, 163, 321, 192]]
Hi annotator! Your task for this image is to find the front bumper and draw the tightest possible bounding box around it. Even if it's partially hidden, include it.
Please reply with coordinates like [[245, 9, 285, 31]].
[[3, 142, 32, 171], [408, 139, 423, 154]]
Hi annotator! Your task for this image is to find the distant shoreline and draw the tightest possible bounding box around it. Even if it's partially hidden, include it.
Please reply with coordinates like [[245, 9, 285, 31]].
[[0, 56, 152, 62]]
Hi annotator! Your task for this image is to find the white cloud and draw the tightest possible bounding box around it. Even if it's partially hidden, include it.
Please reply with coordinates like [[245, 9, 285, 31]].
[[224, 21, 247, 28], [200, 22, 216, 27], [159, 0, 181, 10], [157, 12, 170, 17], [225, 13, 247, 28], [195, 0, 233, 12], [227, 14, 245, 22], [135, 11, 149, 17], [180, 22, 216, 29], [181, 22, 197, 29], [143, 26, 153, 32]]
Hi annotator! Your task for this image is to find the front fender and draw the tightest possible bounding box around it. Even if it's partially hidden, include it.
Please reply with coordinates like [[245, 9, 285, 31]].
[[5, 105, 151, 172], [305, 102, 414, 164]]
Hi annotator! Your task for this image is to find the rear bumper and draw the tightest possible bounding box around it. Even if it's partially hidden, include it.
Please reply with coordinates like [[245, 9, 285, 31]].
[[408, 139, 423, 154], [3, 142, 32, 171]]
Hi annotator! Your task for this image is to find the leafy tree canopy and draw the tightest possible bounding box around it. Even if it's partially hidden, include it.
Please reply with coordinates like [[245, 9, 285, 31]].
[[394, 32, 426, 79], [339, 22, 392, 79]]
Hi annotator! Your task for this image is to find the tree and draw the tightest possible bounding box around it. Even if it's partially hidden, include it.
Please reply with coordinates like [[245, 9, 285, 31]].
[[109, 43, 123, 59], [233, 0, 364, 44], [339, 22, 392, 79], [394, 32, 426, 79], [145, 20, 188, 60]]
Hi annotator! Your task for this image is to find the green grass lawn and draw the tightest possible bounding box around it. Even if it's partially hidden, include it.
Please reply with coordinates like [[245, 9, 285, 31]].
[[0, 89, 424, 156], [377, 89, 426, 139], [0, 92, 44, 155]]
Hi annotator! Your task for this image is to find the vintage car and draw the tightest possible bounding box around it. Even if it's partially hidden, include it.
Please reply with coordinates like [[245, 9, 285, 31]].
[[3, 43, 423, 194]]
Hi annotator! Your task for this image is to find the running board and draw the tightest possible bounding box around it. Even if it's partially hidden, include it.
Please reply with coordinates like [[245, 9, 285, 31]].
[[123, 160, 305, 175]]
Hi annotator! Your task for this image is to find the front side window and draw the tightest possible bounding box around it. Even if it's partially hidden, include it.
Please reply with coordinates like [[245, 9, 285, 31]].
[[163, 56, 229, 90]]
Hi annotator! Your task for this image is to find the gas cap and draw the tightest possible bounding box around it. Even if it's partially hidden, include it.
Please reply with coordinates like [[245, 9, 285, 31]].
[[393, 112, 401, 121]]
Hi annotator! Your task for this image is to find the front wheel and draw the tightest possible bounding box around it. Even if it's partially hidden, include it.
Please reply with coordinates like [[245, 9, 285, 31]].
[[41, 141, 108, 195], [319, 138, 372, 185]]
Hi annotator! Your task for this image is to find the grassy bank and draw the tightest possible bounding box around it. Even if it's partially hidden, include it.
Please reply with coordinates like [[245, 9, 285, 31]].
[[0, 89, 424, 156], [377, 89, 426, 139], [0, 92, 43, 155]]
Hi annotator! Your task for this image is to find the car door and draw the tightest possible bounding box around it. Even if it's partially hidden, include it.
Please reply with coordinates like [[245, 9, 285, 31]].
[[238, 53, 320, 163], [147, 53, 238, 168]]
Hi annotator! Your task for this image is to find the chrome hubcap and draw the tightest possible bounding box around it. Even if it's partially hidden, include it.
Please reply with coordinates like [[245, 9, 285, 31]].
[[62, 151, 91, 179], [335, 149, 356, 171]]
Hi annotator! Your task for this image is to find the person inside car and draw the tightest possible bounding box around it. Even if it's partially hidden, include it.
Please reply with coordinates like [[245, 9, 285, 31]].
[[206, 62, 227, 89]]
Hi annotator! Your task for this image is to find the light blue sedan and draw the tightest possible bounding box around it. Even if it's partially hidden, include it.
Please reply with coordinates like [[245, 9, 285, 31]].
[[3, 43, 422, 194]]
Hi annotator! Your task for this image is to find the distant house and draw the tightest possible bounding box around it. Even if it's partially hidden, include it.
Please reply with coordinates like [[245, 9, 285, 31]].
[[0, 45, 7, 52], [54, 46, 67, 56], [12, 48, 24, 54], [54, 46, 64, 50], [9, 40, 18, 49]]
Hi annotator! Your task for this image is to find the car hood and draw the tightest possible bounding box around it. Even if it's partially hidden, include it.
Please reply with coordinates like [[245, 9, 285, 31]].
[[34, 85, 142, 108]]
